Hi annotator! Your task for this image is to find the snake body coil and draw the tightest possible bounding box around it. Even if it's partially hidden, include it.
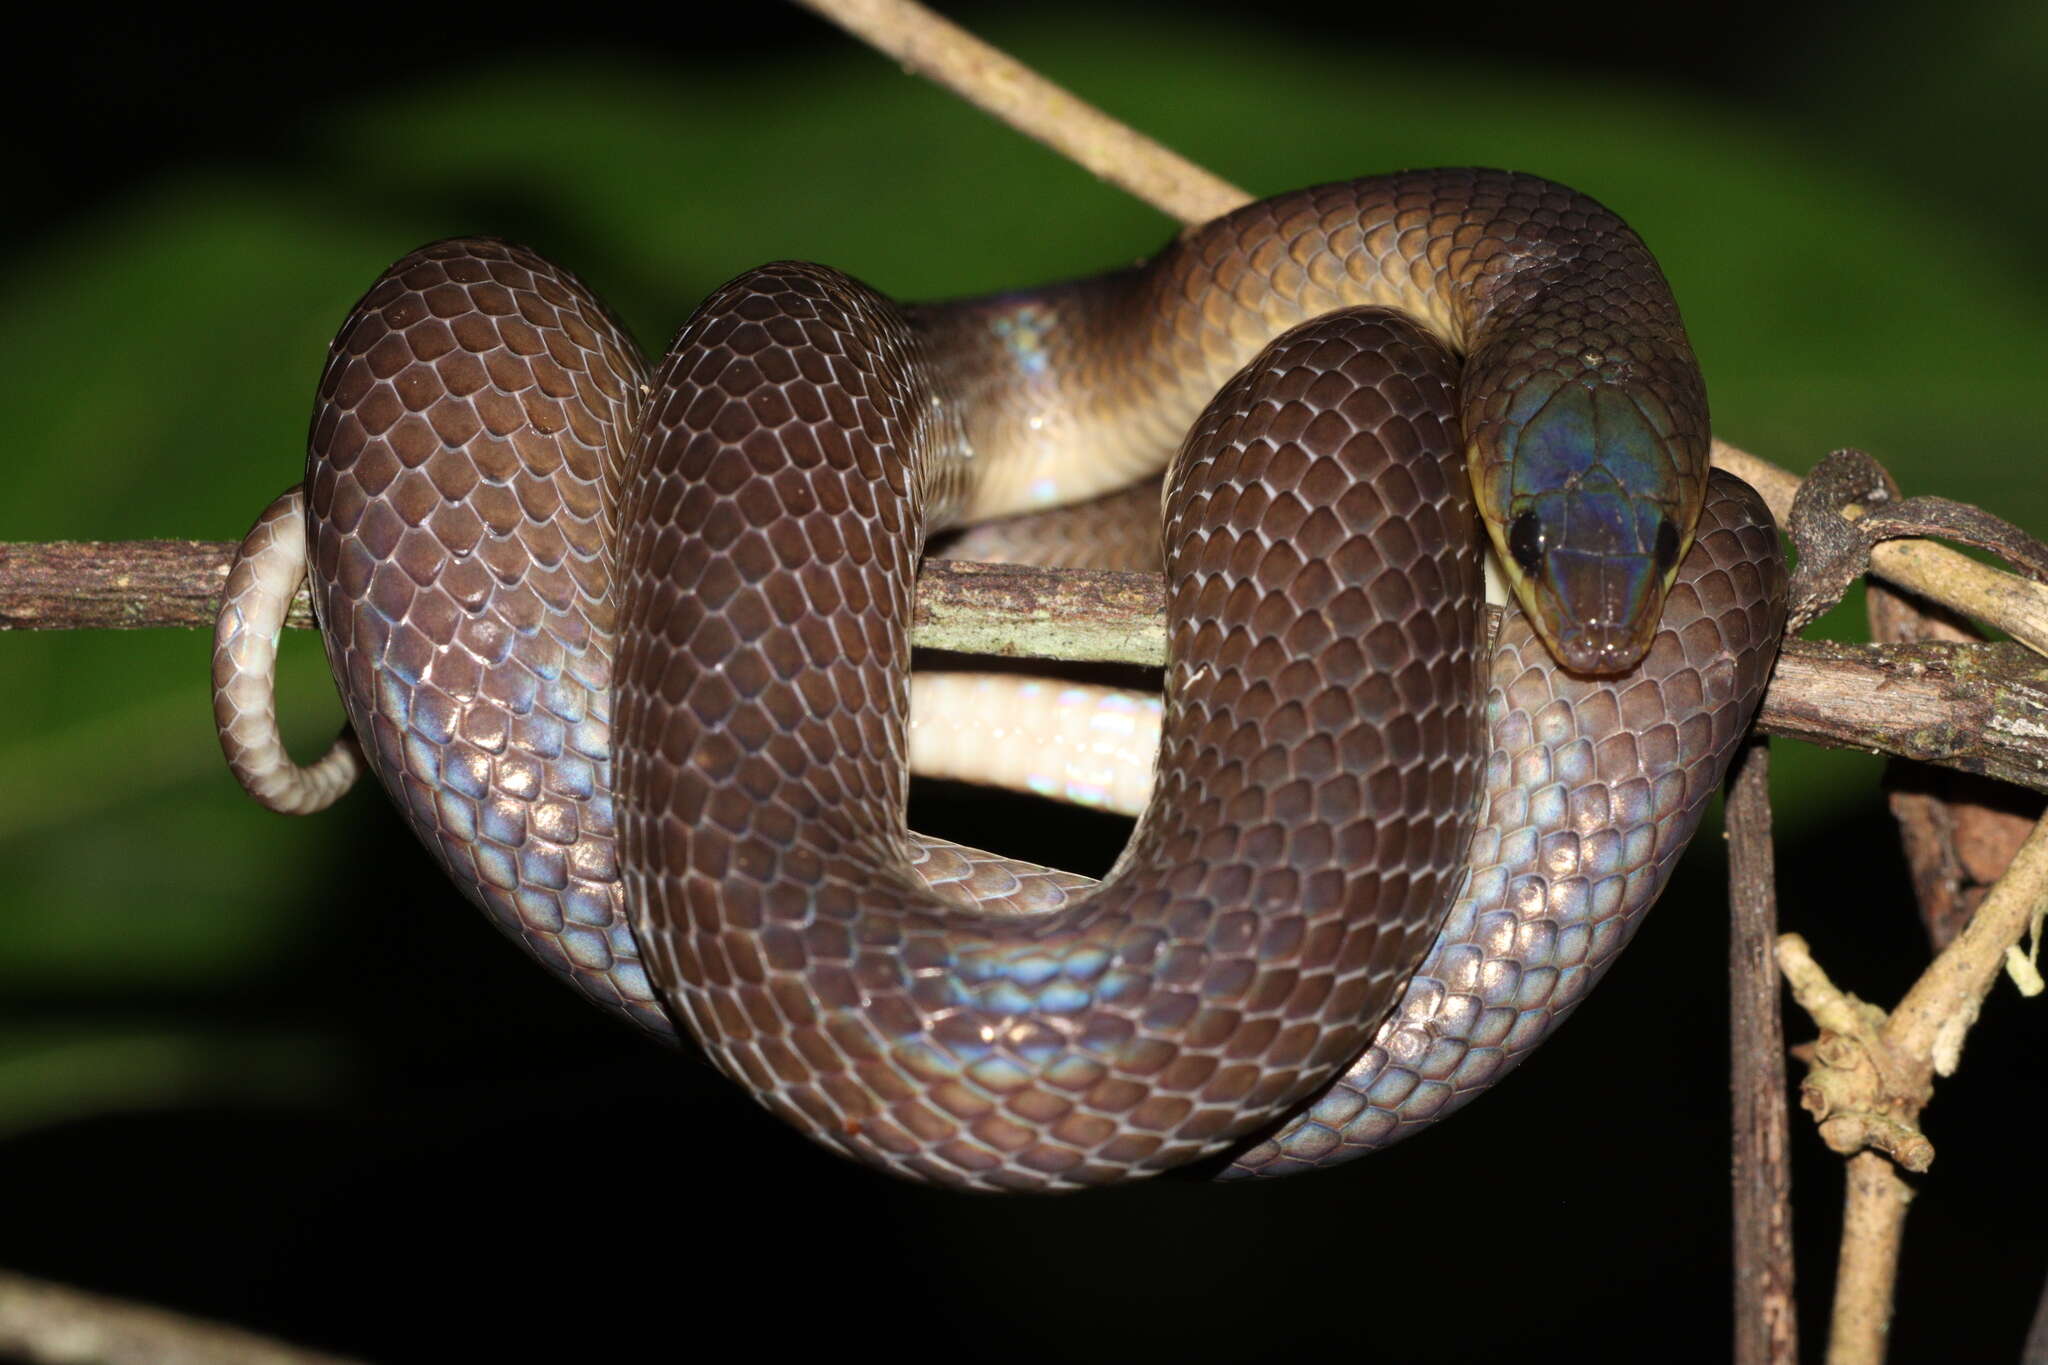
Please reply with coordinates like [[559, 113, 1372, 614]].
[[214, 171, 1785, 1191]]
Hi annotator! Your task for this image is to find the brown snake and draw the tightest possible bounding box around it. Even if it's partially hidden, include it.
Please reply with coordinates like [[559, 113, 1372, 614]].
[[213, 170, 1785, 1191]]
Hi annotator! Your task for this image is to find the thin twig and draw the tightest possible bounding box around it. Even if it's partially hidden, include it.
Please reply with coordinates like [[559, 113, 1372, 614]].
[[1727, 740, 1798, 1365], [1872, 564, 2043, 949], [790, 0, 1248, 226], [2024, 1265, 2048, 1365], [1829, 1154, 1914, 1365], [1870, 538, 2048, 660], [1708, 440, 1801, 522], [1888, 809, 2048, 1074], [0, 1268, 361, 1365]]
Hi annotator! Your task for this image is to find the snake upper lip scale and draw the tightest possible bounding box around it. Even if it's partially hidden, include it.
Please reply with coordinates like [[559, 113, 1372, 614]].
[[211, 169, 1786, 1192]]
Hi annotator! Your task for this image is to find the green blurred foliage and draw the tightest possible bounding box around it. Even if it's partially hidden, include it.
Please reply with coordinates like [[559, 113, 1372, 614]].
[[1, 11, 2040, 1128]]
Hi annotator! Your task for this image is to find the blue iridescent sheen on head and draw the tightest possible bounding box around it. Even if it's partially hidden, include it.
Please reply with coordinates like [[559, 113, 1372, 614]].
[[1487, 378, 1688, 673]]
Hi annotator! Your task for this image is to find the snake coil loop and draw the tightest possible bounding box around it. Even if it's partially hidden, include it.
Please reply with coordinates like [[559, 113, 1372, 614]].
[[215, 171, 1785, 1190]]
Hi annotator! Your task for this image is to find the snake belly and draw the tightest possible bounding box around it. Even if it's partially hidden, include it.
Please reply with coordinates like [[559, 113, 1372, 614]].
[[222, 170, 1783, 1192]]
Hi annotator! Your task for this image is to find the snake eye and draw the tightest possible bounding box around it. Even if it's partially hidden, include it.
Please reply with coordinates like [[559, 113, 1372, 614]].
[[1654, 517, 1681, 575], [1507, 511, 1546, 576]]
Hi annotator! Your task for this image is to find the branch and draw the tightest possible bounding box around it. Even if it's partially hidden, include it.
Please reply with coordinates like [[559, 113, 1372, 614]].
[[1726, 741, 1798, 1365], [8, 538, 2048, 797], [1758, 638, 2048, 795], [0, 1268, 360, 1365]]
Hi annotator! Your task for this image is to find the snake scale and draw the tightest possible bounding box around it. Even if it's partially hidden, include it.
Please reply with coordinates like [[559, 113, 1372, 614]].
[[213, 170, 1785, 1191]]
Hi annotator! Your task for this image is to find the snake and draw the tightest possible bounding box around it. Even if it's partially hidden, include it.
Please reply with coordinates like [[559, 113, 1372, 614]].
[[212, 170, 1786, 1191]]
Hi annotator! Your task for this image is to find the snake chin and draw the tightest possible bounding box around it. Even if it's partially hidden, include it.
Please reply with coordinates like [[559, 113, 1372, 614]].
[[1544, 608, 1664, 675]]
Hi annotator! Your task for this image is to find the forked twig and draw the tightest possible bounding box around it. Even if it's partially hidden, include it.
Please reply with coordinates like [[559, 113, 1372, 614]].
[[0, 1269, 360, 1365], [1775, 811, 2048, 1362]]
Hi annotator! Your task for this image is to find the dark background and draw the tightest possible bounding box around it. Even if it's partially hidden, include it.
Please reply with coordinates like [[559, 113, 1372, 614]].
[[3, 3, 2044, 1360]]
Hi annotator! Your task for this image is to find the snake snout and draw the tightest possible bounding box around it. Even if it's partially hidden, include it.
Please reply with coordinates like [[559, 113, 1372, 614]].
[[1549, 612, 1659, 675], [1523, 537, 1668, 675]]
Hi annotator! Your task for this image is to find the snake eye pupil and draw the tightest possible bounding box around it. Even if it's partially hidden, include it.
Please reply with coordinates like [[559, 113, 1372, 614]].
[[1654, 517, 1681, 574], [1507, 511, 1545, 575]]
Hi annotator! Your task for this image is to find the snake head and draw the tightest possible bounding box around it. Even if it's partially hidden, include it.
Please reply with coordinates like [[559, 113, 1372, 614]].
[[1476, 375, 1699, 675]]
